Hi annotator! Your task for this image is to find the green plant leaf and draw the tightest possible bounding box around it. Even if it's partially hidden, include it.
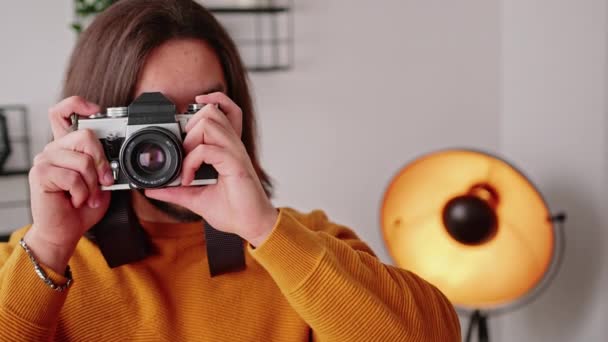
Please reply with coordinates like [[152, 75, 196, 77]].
[[71, 22, 83, 33], [71, 0, 118, 32]]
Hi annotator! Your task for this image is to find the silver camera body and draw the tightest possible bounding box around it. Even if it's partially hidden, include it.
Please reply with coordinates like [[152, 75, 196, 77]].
[[73, 92, 218, 191]]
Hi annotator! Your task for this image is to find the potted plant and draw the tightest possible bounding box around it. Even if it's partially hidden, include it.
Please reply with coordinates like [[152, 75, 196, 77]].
[[71, 0, 117, 33]]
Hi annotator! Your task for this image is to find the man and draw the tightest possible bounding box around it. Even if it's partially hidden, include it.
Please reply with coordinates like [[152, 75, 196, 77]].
[[0, 0, 460, 340]]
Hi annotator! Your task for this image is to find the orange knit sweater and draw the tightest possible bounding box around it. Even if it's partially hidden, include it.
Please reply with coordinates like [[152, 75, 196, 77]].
[[0, 208, 460, 341]]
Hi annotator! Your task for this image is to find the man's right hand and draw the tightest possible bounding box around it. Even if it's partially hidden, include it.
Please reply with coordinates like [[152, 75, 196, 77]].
[[23, 97, 114, 274]]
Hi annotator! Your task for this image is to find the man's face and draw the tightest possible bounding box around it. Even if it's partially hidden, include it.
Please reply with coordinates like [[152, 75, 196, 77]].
[[132, 38, 227, 222]]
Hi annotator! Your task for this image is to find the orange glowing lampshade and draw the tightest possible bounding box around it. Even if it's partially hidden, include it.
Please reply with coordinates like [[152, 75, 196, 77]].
[[381, 149, 560, 310]]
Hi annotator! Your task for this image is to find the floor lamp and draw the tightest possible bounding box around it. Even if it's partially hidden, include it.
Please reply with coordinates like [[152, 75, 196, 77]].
[[381, 149, 565, 342]]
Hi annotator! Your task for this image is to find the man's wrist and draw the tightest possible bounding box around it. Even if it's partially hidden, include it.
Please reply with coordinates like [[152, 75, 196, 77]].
[[19, 238, 73, 291], [246, 208, 279, 248], [23, 227, 77, 274]]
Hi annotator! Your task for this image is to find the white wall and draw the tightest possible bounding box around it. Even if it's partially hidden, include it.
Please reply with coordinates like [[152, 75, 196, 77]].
[[0, 1, 606, 341], [495, 1, 607, 341], [0, 1, 75, 231], [253, 0, 501, 264]]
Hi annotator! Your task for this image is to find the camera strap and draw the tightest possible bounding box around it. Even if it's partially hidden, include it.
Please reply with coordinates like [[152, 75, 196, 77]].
[[88, 192, 151, 268], [204, 223, 246, 276], [88, 191, 246, 276]]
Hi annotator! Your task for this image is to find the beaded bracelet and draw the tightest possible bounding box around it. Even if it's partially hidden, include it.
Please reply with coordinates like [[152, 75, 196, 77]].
[[19, 238, 73, 292]]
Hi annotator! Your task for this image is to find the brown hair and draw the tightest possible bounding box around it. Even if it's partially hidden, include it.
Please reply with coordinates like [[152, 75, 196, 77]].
[[62, 0, 272, 195]]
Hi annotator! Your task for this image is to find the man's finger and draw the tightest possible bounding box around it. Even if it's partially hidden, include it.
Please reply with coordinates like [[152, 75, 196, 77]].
[[183, 117, 239, 155], [35, 164, 90, 208], [185, 103, 233, 136], [49, 96, 100, 139], [194, 92, 243, 137], [180, 144, 227, 185], [41, 149, 101, 207], [45, 129, 114, 186]]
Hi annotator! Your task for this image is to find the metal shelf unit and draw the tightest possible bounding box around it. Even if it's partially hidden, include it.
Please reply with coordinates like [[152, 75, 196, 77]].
[[0, 105, 32, 242], [209, 2, 294, 72]]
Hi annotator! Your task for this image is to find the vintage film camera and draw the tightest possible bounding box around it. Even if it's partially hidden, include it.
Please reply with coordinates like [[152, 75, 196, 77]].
[[72, 92, 218, 191]]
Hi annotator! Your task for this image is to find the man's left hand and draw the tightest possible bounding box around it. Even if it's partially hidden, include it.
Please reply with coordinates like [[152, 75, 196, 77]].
[[145, 92, 277, 247]]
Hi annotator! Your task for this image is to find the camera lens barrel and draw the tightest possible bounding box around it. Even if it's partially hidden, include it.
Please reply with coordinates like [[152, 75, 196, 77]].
[[119, 127, 183, 189]]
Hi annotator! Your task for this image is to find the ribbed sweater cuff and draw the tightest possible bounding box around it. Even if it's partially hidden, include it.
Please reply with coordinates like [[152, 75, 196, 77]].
[[249, 208, 327, 293], [0, 244, 69, 327]]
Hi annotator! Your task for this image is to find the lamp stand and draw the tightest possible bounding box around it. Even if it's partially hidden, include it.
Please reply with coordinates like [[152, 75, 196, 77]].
[[465, 310, 489, 342]]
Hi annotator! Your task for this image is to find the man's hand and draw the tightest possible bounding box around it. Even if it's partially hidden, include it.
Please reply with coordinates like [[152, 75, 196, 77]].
[[145, 92, 277, 247], [24, 96, 114, 273]]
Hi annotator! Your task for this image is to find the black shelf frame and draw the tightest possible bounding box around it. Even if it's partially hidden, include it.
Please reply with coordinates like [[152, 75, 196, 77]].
[[208, 6, 289, 14], [0, 105, 32, 234], [0, 200, 30, 210], [209, 2, 294, 72], [0, 169, 29, 177]]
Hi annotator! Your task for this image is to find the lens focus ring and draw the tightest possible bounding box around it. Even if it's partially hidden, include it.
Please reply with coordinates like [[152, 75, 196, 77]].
[[119, 127, 182, 189]]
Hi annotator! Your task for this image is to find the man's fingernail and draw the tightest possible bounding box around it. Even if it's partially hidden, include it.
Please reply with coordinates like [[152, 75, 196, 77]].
[[104, 170, 114, 185], [89, 198, 100, 209]]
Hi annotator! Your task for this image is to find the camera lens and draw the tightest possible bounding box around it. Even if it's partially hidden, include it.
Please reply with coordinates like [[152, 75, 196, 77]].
[[136, 143, 166, 173], [120, 127, 182, 188]]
